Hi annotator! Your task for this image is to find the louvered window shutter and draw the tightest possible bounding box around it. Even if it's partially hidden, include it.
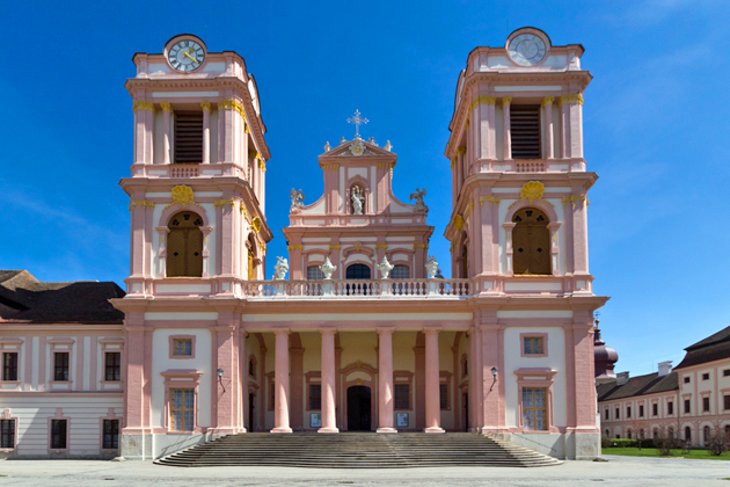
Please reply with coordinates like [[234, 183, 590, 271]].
[[510, 105, 541, 159], [174, 111, 203, 163]]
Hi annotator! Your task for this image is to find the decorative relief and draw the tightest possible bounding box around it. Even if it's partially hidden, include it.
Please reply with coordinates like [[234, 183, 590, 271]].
[[132, 101, 155, 112], [320, 163, 340, 171], [453, 214, 465, 231], [160, 101, 172, 113], [465, 201, 474, 217], [375, 243, 388, 250], [560, 94, 583, 105], [200, 102, 212, 113], [171, 185, 195, 205], [501, 96, 512, 107], [214, 198, 236, 208], [288, 244, 303, 252], [350, 139, 365, 156], [468, 95, 496, 112], [479, 195, 500, 206], [328, 244, 341, 250], [218, 100, 245, 117], [240, 205, 248, 219], [251, 216, 263, 234], [290, 188, 304, 212], [129, 200, 155, 211], [562, 194, 588, 207], [519, 181, 544, 202], [413, 243, 427, 250]]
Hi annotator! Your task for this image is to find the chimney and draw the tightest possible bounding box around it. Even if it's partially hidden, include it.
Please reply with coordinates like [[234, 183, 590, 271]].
[[658, 361, 672, 377], [616, 371, 629, 385]]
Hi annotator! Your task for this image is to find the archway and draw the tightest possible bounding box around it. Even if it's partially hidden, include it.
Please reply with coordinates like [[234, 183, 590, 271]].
[[347, 385, 372, 431]]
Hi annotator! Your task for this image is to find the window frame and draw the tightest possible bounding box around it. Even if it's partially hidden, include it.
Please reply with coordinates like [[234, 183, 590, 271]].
[[520, 333, 548, 357], [515, 368, 557, 433], [101, 418, 120, 450], [169, 335, 196, 359], [104, 351, 121, 382], [2, 352, 18, 382], [0, 418, 16, 450], [49, 418, 68, 451], [53, 352, 70, 382], [161, 369, 202, 433], [394, 370, 414, 411]]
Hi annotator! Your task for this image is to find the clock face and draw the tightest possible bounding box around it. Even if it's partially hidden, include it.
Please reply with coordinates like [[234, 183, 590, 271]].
[[508, 34, 547, 66], [167, 39, 205, 72]]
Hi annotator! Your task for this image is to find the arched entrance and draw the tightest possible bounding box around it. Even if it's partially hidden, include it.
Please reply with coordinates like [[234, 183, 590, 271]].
[[347, 385, 372, 431]]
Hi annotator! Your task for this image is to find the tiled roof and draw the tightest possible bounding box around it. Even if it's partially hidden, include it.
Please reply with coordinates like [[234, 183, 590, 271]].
[[597, 371, 678, 401], [0, 269, 124, 324], [674, 325, 730, 370]]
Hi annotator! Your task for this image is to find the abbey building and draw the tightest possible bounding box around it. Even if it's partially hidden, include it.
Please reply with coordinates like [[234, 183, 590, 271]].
[[0, 29, 606, 460]]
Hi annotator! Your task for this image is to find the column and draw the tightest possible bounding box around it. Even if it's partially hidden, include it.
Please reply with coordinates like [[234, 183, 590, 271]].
[[501, 97, 512, 160], [542, 97, 555, 159], [213, 317, 243, 434], [424, 328, 444, 433], [478, 97, 497, 160], [271, 329, 292, 433], [376, 328, 396, 433], [201, 102, 211, 164], [160, 102, 172, 164], [480, 318, 506, 434], [318, 328, 339, 433]]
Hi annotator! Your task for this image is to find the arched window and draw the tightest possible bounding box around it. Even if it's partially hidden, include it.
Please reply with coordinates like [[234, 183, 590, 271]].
[[512, 207, 551, 275], [627, 429, 632, 439], [346, 264, 371, 279], [391, 265, 409, 279], [167, 211, 203, 277], [684, 426, 692, 442], [703, 425, 711, 444]]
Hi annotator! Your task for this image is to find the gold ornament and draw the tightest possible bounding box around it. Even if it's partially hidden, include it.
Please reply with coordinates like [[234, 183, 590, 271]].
[[251, 216, 262, 234], [171, 185, 195, 205], [520, 181, 544, 201]]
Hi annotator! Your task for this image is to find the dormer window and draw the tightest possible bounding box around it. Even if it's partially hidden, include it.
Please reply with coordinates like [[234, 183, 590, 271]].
[[510, 105, 541, 159], [174, 111, 203, 163]]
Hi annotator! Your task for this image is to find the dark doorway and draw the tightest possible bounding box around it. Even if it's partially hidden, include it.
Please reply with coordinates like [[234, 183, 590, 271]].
[[248, 392, 255, 432], [347, 385, 372, 431], [462, 392, 469, 431]]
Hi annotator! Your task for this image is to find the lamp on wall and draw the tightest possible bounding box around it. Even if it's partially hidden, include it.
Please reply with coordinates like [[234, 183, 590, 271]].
[[491, 366, 498, 380], [217, 368, 226, 393]]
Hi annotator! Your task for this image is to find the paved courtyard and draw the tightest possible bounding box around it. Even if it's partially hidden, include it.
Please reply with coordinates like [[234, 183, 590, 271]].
[[0, 456, 728, 486]]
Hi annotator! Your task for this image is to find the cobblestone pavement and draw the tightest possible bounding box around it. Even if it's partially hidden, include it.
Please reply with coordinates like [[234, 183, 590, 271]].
[[0, 456, 728, 486]]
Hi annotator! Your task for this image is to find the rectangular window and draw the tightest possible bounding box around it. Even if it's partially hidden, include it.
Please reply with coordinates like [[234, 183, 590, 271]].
[[510, 105, 541, 159], [639, 404, 644, 417], [684, 399, 691, 414], [667, 401, 674, 415], [626, 406, 631, 418], [702, 373, 710, 381], [702, 396, 710, 412], [723, 369, 730, 377], [0, 419, 15, 448], [683, 376, 690, 383], [615, 407, 619, 420], [50, 419, 67, 449], [723, 395, 730, 411], [652, 403, 658, 416], [394, 384, 410, 410], [522, 336, 545, 355], [104, 352, 121, 382], [604, 409, 609, 420], [2, 352, 18, 381], [53, 352, 69, 381], [308, 384, 321, 410], [439, 383, 448, 410], [171, 338, 193, 358], [102, 419, 119, 449], [521, 387, 547, 431], [173, 111, 203, 163], [169, 388, 195, 431]]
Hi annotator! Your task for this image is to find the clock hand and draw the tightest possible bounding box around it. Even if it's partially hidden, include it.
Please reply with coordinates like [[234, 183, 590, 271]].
[[183, 50, 198, 63]]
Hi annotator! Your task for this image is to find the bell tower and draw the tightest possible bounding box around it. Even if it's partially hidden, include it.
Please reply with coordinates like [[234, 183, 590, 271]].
[[121, 34, 272, 298], [445, 27, 595, 297]]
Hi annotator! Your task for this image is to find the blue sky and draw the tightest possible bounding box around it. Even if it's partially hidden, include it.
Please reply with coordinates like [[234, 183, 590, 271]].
[[2, 0, 729, 376]]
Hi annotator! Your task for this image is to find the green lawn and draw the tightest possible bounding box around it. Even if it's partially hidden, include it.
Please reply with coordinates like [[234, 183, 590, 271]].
[[603, 447, 730, 460]]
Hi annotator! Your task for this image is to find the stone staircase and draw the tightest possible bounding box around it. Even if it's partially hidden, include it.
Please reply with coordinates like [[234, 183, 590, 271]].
[[155, 432, 562, 468]]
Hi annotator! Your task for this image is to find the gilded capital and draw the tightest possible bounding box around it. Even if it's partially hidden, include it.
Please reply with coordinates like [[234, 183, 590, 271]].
[[479, 195, 500, 206], [453, 214, 465, 231], [560, 94, 584, 105], [501, 96, 512, 106], [541, 96, 555, 107], [217, 99, 245, 117], [251, 216, 263, 234], [132, 101, 155, 112], [200, 102, 212, 113], [468, 95, 496, 112], [160, 101, 172, 113]]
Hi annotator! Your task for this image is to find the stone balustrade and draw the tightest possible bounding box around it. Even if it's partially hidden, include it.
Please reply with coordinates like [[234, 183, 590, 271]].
[[243, 278, 470, 299]]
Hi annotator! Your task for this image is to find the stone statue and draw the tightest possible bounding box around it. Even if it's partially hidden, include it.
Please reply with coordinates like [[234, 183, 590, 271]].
[[273, 256, 289, 280], [351, 186, 364, 215], [410, 188, 427, 212], [290, 188, 304, 212], [319, 257, 337, 280], [376, 256, 395, 280], [425, 256, 439, 279]]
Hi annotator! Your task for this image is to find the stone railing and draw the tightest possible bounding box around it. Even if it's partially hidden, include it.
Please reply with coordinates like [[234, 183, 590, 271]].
[[243, 278, 470, 299]]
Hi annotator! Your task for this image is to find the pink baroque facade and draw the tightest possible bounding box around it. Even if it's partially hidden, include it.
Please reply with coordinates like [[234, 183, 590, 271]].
[[598, 326, 730, 447], [0, 29, 607, 460]]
